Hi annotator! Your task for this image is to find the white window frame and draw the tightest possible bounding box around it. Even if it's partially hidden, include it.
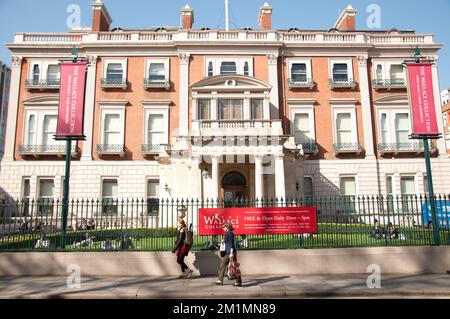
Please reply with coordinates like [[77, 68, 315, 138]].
[[103, 58, 128, 81], [205, 57, 254, 77], [101, 177, 119, 200], [100, 107, 125, 146], [196, 99, 211, 120], [339, 175, 358, 196], [146, 178, 160, 199], [145, 58, 170, 82], [289, 105, 315, 145], [377, 106, 411, 144], [372, 60, 405, 81], [22, 177, 31, 199], [331, 105, 358, 145], [288, 59, 312, 82], [329, 59, 353, 82], [142, 101, 170, 145], [23, 108, 60, 146], [37, 177, 56, 200], [28, 59, 60, 81], [400, 175, 417, 196]]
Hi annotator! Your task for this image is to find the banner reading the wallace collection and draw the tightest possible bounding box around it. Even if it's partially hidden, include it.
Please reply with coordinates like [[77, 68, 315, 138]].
[[198, 207, 317, 235], [56, 62, 87, 139], [406, 63, 439, 136]]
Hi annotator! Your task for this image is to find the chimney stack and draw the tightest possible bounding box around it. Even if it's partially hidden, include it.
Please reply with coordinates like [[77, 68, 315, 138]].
[[91, 0, 112, 32], [333, 5, 357, 31], [258, 2, 272, 30], [180, 5, 194, 29]]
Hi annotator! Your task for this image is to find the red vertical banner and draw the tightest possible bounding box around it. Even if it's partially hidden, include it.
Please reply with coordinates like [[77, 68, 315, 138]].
[[56, 62, 87, 139], [406, 63, 439, 136]]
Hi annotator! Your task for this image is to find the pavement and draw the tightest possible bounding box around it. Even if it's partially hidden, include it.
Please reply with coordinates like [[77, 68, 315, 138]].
[[0, 274, 449, 299]]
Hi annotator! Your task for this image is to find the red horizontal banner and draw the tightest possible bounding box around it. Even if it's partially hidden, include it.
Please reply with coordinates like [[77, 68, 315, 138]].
[[406, 63, 439, 136], [56, 62, 87, 138], [198, 207, 317, 235]]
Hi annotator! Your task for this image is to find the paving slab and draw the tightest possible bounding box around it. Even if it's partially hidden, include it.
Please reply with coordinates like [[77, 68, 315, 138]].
[[0, 274, 448, 299]]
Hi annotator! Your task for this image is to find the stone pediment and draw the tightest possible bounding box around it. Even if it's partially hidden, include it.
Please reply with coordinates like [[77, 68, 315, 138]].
[[190, 74, 272, 92], [23, 95, 59, 106]]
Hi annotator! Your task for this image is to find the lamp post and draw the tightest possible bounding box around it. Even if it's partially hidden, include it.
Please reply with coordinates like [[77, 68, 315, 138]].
[[405, 47, 441, 246], [57, 47, 87, 249]]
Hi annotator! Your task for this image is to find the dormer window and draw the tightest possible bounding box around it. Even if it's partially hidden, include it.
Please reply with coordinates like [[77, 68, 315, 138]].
[[220, 62, 237, 75]]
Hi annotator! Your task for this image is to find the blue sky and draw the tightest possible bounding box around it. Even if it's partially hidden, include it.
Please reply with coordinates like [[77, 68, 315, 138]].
[[0, 0, 449, 91]]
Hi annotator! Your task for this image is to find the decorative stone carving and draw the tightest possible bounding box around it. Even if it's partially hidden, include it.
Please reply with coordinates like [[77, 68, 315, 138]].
[[87, 55, 98, 66], [357, 56, 368, 67], [267, 54, 278, 65], [179, 53, 191, 65], [11, 56, 23, 67]]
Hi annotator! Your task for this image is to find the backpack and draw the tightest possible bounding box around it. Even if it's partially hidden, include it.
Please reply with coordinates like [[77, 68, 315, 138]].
[[184, 223, 194, 246]]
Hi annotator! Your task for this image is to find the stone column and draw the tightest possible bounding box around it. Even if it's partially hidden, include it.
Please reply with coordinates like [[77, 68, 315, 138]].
[[3, 56, 23, 161], [189, 156, 201, 199], [211, 155, 220, 200], [179, 53, 190, 136], [357, 56, 375, 158], [254, 155, 264, 200], [81, 55, 98, 161], [267, 53, 279, 120], [274, 154, 286, 200]]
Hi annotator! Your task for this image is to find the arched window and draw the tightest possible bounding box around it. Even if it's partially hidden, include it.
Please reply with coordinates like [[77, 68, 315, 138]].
[[222, 172, 246, 186], [208, 61, 213, 77], [244, 62, 249, 76], [32, 64, 40, 83]]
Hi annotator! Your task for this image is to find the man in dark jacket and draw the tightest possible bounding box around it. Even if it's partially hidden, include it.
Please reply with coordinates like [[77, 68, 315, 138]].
[[216, 222, 242, 286]]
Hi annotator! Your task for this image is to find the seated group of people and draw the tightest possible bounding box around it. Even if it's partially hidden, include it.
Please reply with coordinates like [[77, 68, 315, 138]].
[[100, 235, 135, 250], [371, 219, 401, 240], [75, 218, 96, 231]]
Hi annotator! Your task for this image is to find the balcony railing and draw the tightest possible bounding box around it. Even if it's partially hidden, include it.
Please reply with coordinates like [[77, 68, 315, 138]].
[[192, 120, 283, 137], [333, 143, 361, 154], [143, 78, 170, 90], [97, 144, 126, 157], [373, 79, 406, 90], [100, 78, 128, 90], [288, 78, 316, 89], [378, 142, 436, 154], [141, 144, 162, 154], [19, 144, 78, 157], [329, 79, 357, 89], [24, 79, 60, 90], [13, 31, 435, 46], [300, 143, 319, 154]]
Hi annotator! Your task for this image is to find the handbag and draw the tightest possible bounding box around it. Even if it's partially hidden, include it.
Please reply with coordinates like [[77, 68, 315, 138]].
[[219, 242, 226, 257], [227, 259, 241, 280]]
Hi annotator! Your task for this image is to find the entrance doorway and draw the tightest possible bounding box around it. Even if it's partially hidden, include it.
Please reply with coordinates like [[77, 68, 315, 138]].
[[221, 171, 247, 207]]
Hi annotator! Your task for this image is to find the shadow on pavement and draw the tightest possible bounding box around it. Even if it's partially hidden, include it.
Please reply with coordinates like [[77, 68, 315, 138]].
[[242, 276, 290, 288]]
